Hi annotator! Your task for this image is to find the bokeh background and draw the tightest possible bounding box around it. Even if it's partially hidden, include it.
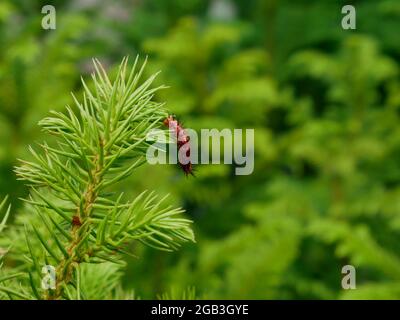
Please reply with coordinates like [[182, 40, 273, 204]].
[[1, 0, 400, 299]]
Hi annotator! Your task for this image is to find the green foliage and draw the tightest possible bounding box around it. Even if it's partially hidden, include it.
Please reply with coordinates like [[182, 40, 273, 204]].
[[0, 58, 194, 300], [1, 0, 400, 300], [0, 0, 92, 202], [158, 287, 197, 300], [123, 8, 400, 300]]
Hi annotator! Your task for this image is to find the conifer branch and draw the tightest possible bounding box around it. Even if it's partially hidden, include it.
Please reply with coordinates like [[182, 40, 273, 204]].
[[0, 57, 194, 300]]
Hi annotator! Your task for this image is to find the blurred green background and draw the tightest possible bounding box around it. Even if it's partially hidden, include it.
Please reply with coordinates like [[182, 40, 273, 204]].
[[1, 0, 400, 299]]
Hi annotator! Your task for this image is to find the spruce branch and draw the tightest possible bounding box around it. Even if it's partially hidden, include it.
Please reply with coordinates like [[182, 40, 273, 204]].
[[1, 57, 194, 300]]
